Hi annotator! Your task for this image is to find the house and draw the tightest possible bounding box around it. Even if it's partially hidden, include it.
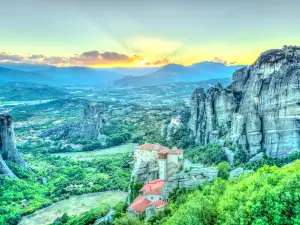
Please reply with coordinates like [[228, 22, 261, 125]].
[[127, 179, 168, 216]]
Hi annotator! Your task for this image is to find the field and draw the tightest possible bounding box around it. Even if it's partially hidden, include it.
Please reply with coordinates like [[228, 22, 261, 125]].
[[53, 143, 136, 160], [18, 191, 128, 225]]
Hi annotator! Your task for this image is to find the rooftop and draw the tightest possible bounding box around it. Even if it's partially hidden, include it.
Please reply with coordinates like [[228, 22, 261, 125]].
[[127, 196, 168, 214], [127, 196, 151, 213], [140, 179, 167, 195], [149, 200, 168, 209], [136, 144, 183, 155]]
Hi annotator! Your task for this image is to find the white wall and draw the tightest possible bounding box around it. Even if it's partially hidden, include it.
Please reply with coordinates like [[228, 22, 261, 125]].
[[146, 194, 164, 201]]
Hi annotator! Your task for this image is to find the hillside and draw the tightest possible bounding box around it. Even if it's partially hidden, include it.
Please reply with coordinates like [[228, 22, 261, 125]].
[[114, 62, 244, 87], [0, 66, 123, 86], [150, 161, 300, 225], [36, 66, 123, 85], [0, 82, 69, 101], [0, 67, 54, 85]]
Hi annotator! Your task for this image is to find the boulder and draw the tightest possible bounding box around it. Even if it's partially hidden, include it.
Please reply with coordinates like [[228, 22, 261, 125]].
[[230, 167, 244, 178]]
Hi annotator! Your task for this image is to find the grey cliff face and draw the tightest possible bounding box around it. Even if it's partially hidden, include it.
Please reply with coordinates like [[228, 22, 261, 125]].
[[189, 46, 300, 158], [39, 102, 109, 142], [80, 103, 109, 140], [0, 114, 29, 178]]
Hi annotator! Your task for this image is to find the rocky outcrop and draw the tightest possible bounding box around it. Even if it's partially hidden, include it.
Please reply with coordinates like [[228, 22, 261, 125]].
[[40, 102, 109, 142], [0, 114, 29, 178], [132, 161, 159, 183], [189, 46, 300, 159], [161, 117, 183, 140], [80, 103, 109, 140], [165, 167, 218, 195], [229, 167, 244, 178], [0, 155, 17, 178]]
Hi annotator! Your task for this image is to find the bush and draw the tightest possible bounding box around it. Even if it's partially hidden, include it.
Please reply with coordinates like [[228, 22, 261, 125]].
[[217, 161, 231, 180], [184, 144, 227, 166]]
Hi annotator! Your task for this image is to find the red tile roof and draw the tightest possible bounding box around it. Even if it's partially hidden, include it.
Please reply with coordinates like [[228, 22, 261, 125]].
[[139, 179, 167, 195], [127, 196, 151, 213], [168, 148, 184, 155], [127, 196, 168, 213], [150, 200, 168, 209], [136, 144, 183, 155], [136, 144, 171, 153]]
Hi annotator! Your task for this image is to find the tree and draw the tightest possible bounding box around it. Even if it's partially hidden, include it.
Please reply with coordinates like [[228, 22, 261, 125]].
[[217, 161, 231, 180]]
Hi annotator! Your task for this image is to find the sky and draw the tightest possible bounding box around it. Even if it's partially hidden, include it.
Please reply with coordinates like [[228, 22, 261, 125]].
[[0, 0, 299, 68]]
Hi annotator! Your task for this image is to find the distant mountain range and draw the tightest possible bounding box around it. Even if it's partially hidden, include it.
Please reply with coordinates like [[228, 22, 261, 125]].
[[0, 82, 69, 101], [0, 66, 123, 86], [0, 62, 245, 87], [114, 62, 245, 87]]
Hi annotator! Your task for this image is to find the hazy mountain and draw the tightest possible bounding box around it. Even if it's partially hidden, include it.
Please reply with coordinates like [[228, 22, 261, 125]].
[[0, 67, 54, 84], [0, 66, 123, 86], [36, 66, 123, 85], [102, 67, 160, 76], [0, 62, 51, 72], [114, 62, 245, 87], [0, 82, 69, 101]]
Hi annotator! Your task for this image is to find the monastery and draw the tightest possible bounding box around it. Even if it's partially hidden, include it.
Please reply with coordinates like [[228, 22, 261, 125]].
[[127, 143, 184, 216]]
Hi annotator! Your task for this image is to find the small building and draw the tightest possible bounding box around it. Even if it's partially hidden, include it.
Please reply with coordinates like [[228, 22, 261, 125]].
[[127, 179, 168, 216], [134, 143, 184, 180]]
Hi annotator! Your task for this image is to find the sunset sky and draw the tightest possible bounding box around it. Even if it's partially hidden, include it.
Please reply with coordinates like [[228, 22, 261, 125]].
[[1, 0, 299, 68]]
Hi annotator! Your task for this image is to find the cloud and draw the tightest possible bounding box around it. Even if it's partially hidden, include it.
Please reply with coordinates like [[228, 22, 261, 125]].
[[0, 50, 169, 67], [145, 58, 170, 66], [228, 61, 238, 65], [71, 51, 144, 66], [210, 57, 228, 65], [29, 54, 44, 59], [0, 52, 24, 61], [42, 56, 68, 65]]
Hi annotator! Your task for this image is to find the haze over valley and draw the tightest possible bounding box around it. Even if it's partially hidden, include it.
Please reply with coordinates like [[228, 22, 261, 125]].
[[1, 0, 300, 225]]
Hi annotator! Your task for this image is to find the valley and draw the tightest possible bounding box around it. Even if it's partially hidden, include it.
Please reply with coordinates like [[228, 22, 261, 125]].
[[18, 191, 127, 225], [54, 143, 136, 161], [0, 46, 299, 225]]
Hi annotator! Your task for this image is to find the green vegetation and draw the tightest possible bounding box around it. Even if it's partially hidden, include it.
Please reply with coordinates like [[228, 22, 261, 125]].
[[242, 151, 300, 171], [0, 154, 131, 225], [184, 143, 227, 166], [20, 192, 127, 225], [53, 205, 110, 225], [160, 161, 300, 225], [129, 182, 144, 203], [117, 161, 300, 225]]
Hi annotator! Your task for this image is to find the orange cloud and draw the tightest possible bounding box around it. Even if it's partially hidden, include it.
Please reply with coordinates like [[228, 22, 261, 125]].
[[0, 50, 172, 67], [145, 58, 170, 66], [70, 51, 144, 66]]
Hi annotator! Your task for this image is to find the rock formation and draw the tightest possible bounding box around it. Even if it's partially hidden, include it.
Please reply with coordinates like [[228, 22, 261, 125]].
[[40, 102, 109, 142], [189, 46, 300, 159], [161, 117, 183, 140], [0, 114, 29, 178], [165, 167, 218, 195]]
